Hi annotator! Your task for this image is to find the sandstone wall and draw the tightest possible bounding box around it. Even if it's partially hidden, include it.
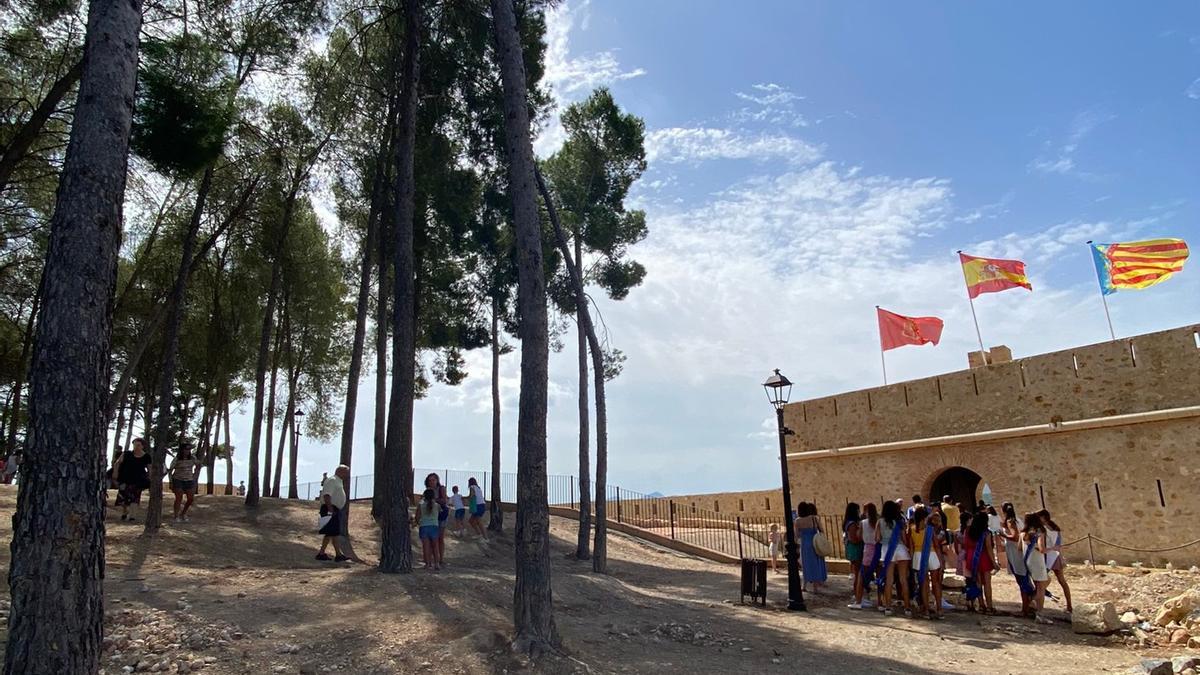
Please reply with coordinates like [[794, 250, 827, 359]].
[[781, 324, 1200, 566], [783, 324, 1200, 453]]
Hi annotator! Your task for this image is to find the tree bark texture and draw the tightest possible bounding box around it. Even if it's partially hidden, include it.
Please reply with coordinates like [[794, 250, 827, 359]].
[[535, 167, 610, 574], [4, 0, 141, 670], [378, 0, 420, 574], [491, 0, 560, 653], [222, 396, 233, 495], [487, 296, 503, 532]]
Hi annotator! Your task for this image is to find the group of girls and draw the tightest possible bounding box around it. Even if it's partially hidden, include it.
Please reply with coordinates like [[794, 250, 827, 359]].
[[414, 473, 488, 571], [840, 499, 1072, 622], [998, 501, 1074, 623]]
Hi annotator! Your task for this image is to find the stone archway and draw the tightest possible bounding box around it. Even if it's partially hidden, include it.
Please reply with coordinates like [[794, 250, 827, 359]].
[[928, 466, 982, 507]]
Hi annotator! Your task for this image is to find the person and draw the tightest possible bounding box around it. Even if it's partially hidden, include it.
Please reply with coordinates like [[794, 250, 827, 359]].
[[768, 523, 783, 574], [906, 494, 924, 520], [112, 438, 152, 522], [1023, 511, 1052, 624], [963, 509, 997, 614], [1, 451, 16, 484], [317, 472, 328, 500], [168, 442, 200, 522], [941, 497, 961, 543], [416, 488, 440, 571], [467, 477, 487, 540], [1038, 508, 1073, 612], [877, 500, 912, 616], [793, 502, 827, 592], [1001, 501, 1032, 616], [237, 481, 246, 496], [850, 502, 880, 610], [316, 470, 349, 562], [842, 503, 864, 603], [450, 485, 467, 537], [914, 509, 947, 619], [423, 473, 449, 565]]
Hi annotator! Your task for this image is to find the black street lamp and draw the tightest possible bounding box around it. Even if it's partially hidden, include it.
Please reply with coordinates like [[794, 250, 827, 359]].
[[763, 369, 806, 611]]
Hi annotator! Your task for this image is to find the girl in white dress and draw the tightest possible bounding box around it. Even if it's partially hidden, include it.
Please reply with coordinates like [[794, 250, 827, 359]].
[[1038, 508, 1073, 612], [1023, 511, 1052, 624]]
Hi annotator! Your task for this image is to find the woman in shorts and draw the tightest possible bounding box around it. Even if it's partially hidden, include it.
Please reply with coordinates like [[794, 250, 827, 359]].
[[424, 473, 448, 565], [467, 477, 487, 540], [169, 442, 199, 522], [417, 488, 440, 571]]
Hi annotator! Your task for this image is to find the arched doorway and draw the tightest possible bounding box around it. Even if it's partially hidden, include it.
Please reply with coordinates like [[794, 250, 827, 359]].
[[930, 466, 982, 507]]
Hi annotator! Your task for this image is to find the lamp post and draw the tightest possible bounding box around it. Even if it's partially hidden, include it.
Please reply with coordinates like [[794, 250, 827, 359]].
[[763, 369, 806, 611], [293, 410, 304, 498]]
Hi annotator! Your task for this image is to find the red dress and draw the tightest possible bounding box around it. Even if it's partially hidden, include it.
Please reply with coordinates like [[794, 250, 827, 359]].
[[963, 534, 994, 575]]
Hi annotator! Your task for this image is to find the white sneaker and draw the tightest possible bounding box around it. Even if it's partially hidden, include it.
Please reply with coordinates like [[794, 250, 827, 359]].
[[941, 599, 953, 610], [847, 602, 863, 610], [861, 599, 874, 609]]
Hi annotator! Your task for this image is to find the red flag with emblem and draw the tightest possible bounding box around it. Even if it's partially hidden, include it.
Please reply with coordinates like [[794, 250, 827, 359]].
[[877, 307, 944, 351]]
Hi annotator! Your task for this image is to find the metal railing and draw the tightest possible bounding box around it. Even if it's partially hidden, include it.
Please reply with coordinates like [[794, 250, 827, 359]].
[[285, 470, 852, 562]]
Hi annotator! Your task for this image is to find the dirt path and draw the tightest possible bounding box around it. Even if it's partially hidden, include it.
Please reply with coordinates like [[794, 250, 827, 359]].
[[0, 486, 1194, 674]]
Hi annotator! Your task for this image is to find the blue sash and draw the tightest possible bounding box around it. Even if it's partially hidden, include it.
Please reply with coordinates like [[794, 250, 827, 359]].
[[964, 536, 986, 600], [916, 524, 935, 594], [1012, 533, 1036, 596], [873, 519, 903, 592]]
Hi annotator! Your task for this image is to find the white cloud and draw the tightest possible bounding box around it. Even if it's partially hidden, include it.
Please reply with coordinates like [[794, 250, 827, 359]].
[[536, 0, 646, 156], [1028, 109, 1115, 176], [1186, 77, 1200, 100], [733, 83, 808, 127], [645, 127, 822, 165]]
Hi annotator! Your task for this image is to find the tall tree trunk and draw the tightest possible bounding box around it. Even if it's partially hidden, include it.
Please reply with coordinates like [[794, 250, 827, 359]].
[[204, 390, 220, 494], [112, 392, 128, 457], [123, 389, 138, 454], [338, 146, 384, 502], [372, 94, 399, 522], [246, 185, 300, 506], [574, 230, 591, 560], [274, 351, 296, 499], [145, 165, 215, 534], [4, 0, 141, 669], [536, 168, 611, 574], [263, 311, 282, 496], [286, 386, 299, 499], [223, 393, 233, 495], [378, 0, 420, 574], [0, 58, 84, 194], [491, 0, 559, 653], [487, 296, 503, 532], [4, 273, 43, 455]]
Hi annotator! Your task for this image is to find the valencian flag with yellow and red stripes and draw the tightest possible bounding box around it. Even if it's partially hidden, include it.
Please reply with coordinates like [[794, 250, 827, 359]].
[[958, 252, 1032, 298], [1090, 238, 1190, 295]]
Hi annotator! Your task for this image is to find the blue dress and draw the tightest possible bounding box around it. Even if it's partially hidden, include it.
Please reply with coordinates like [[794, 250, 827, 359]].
[[799, 525, 828, 584]]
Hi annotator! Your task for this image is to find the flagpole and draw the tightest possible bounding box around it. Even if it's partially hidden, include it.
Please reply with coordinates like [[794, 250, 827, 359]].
[[957, 251, 988, 359], [875, 306, 889, 385], [1087, 241, 1117, 340]]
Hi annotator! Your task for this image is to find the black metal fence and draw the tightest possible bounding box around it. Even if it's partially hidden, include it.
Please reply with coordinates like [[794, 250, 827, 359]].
[[287, 470, 851, 562]]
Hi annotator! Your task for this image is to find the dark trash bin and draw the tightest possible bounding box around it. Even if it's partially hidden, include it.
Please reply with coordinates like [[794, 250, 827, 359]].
[[740, 558, 767, 606]]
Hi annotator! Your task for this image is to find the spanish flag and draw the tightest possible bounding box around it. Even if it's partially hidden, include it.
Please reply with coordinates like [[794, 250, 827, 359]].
[[958, 252, 1032, 299], [1090, 239, 1189, 295]]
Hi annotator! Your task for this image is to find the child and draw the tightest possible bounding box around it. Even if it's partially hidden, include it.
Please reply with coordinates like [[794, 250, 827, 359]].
[[450, 486, 466, 536], [417, 488, 440, 570]]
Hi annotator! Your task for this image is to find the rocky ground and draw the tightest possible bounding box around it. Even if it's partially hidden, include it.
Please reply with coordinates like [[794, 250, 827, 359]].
[[0, 486, 1197, 674]]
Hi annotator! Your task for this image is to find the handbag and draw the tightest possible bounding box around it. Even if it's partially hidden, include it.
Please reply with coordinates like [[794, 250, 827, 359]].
[[812, 530, 833, 558], [317, 514, 332, 532]]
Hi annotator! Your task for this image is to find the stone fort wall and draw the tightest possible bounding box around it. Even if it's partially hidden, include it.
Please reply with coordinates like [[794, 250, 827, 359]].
[[781, 324, 1200, 566]]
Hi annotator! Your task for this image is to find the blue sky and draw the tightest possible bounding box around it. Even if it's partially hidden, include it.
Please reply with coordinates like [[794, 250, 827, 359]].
[[214, 1, 1200, 497]]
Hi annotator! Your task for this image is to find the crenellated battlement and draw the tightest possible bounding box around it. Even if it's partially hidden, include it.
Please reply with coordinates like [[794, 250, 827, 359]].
[[783, 324, 1200, 453]]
